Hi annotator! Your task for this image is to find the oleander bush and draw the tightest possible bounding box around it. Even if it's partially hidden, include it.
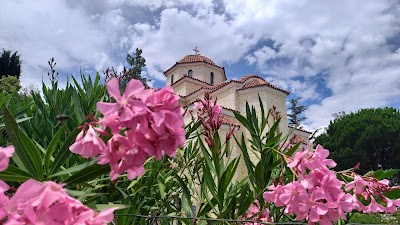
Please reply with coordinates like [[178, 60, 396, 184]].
[[0, 74, 398, 224]]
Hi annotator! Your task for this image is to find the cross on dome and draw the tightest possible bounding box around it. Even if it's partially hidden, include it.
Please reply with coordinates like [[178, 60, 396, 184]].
[[193, 46, 200, 55]]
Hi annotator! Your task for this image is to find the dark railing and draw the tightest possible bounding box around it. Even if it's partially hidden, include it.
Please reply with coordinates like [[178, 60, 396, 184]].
[[112, 214, 394, 225]]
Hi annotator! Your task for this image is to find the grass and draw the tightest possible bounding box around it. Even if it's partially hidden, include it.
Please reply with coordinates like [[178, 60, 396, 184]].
[[348, 212, 400, 224]]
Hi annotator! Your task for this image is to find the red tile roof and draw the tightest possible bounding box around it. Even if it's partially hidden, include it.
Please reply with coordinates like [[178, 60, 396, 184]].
[[179, 74, 289, 99], [237, 75, 290, 94], [288, 126, 312, 134], [177, 54, 222, 68], [289, 134, 308, 145], [164, 54, 225, 76]]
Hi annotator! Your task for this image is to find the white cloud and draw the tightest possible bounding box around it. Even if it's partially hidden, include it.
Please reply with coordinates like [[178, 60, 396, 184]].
[[0, 1, 107, 86], [0, 0, 134, 87], [128, 8, 257, 81], [1, 0, 399, 132], [107, 0, 214, 11], [225, 0, 400, 130]]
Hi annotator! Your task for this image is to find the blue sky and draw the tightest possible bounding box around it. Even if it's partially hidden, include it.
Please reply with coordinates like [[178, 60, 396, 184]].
[[1, 0, 399, 131]]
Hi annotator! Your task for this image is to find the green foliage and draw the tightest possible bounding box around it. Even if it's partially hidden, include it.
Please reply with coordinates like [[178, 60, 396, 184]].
[[120, 48, 150, 89], [0, 75, 21, 93], [8, 68, 400, 224], [0, 72, 109, 184], [0, 49, 21, 79], [314, 108, 400, 173], [288, 97, 307, 128], [349, 212, 400, 224], [234, 95, 299, 222]]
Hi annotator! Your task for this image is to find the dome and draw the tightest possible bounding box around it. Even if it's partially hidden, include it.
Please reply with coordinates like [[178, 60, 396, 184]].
[[176, 54, 222, 68], [164, 54, 224, 74]]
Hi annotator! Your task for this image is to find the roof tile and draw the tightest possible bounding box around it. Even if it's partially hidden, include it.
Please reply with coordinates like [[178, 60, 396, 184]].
[[164, 54, 224, 74]]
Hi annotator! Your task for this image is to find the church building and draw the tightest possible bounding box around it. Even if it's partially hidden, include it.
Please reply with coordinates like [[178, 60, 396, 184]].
[[163, 50, 310, 178]]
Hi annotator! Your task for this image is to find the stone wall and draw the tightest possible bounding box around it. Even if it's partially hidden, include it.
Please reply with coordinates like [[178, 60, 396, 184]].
[[165, 63, 225, 86], [211, 86, 238, 110]]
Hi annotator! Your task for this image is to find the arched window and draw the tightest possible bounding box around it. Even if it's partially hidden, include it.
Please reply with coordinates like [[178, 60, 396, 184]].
[[171, 74, 174, 84], [210, 72, 214, 85], [188, 70, 193, 77]]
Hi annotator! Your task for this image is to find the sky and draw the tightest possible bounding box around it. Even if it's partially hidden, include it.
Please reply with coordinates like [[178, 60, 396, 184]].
[[1, 0, 399, 132]]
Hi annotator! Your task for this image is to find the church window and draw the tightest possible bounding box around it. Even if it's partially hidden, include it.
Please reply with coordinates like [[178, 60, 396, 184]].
[[171, 74, 174, 84], [188, 69, 193, 77], [210, 72, 214, 85]]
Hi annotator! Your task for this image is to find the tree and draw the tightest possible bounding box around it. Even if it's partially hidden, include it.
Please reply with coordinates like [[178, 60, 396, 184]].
[[120, 48, 150, 89], [314, 107, 400, 172], [0, 75, 21, 93], [288, 97, 307, 128], [0, 49, 21, 79]]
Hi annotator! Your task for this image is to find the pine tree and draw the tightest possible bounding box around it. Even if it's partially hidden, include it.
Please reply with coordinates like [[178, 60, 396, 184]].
[[0, 49, 21, 79], [288, 97, 307, 128], [120, 48, 150, 89]]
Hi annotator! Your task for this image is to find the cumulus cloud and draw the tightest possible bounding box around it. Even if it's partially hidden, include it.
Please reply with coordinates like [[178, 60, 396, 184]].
[[227, 0, 400, 130], [128, 8, 257, 81], [0, 1, 115, 86], [1, 0, 399, 132]]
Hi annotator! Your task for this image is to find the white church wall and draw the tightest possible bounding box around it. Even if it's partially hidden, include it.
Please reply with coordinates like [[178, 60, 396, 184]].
[[165, 63, 224, 85], [211, 86, 237, 110]]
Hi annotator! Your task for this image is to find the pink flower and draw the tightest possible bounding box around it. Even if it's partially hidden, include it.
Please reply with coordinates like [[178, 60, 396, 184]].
[[0, 145, 14, 172], [0, 180, 9, 221], [345, 175, 400, 213], [144, 86, 185, 159], [98, 134, 146, 180], [99, 111, 121, 134], [96, 77, 150, 122], [70, 125, 107, 158], [264, 144, 359, 224], [72, 78, 185, 181], [4, 179, 115, 224], [243, 200, 272, 224], [193, 101, 203, 110]]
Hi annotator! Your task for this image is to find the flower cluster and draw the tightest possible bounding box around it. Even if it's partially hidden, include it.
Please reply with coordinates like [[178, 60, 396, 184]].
[[0, 146, 14, 220], [192, 94, 236, 147], [0, 145, 115, 224], [264, 145, 354, 225], [243, 200, 272, 225], [264, 144, 400, 225], [4, 179, 115, 225], [70, 77, 185, 180], [345, 175, 400, 213], [193, 94, 222, 147]]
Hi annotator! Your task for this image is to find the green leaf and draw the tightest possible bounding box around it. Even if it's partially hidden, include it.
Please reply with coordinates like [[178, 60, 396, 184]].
[[185, 120, 201, 139], [233, 111, 256, 136], [286, 142, 300, 157], [71, 89, 85, 123], [44, 128, 64, 175], [202, 163, 219, 203], [91, 204, 131, 211], [50, 128, 80, 174], [4, 107, 43, 180], [219, 158, 239, 199], [0, 117, 32, 129], [384, 188, 400, 199], [234, 133, 255, 186], [198, 198, 218, 217], [64, 163, 110, 185], [176, 175, 193, 217], [50, 161, 96, 178], [0, 164, 33, 182], [370, 169, 400, 180], [198, 138, 216, 175]]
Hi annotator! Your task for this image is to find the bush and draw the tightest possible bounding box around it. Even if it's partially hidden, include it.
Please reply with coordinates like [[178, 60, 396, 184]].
[[0, 75, 21, 93]]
